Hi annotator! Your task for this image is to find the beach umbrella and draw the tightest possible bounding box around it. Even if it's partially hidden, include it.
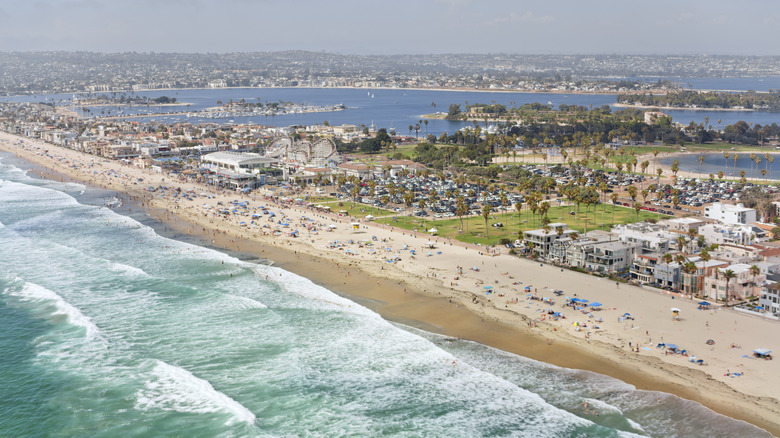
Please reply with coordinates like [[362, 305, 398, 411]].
[[671, 307, 681, 313], [525, 286, 531, 291], [483, 286, 493, 290], [590, 302, 602, 307], [754, 348, 772, 356], [698, 301, 711, 306], [623, 313, 632, 317], [578, 299, 589, 304]]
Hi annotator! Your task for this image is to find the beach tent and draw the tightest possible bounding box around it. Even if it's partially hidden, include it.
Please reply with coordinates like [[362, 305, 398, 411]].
[[351, 222, 360, 230], [753, 348, 772, 358], [425, 241, 436, 248], [428, 228, 438, 235], [590, 302, 602, 308], [365, 215, 374, 221]]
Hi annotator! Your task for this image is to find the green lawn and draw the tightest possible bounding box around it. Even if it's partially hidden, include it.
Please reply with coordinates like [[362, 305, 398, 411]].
[[319, 201, 396, 218], [376, 204, 670, 246]]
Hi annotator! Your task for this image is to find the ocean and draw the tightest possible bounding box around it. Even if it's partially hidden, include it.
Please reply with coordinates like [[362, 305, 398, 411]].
[[0, 152, 771, 437]]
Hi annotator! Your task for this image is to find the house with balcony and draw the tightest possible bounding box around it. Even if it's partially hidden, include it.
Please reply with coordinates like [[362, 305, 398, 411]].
[[612, 222, 675, 254], [702, 264, 766, 302], [630, 253, 661, 284], [583, 241, 639, 274], [522, 223, 578, 259], [655, 260, 683, 290], [698, 223, 768, 246], [681, 260, 729, 298], [759, 281, 780, 317]]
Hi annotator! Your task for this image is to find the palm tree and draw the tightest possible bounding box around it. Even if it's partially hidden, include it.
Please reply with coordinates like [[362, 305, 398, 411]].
[[723, 151, 730, 176], [676, 235, 687, 252], [482, 204, 493, 239], [514, 201, 523, 231], [456, 199, 468, 231], [652, 148, 660, 176], [750, 265, 761, 297], [733, 153, 739, 177], [610, 193, 618, 224], [750, 153, 757, 179], [698, 154, 704, 176], [720, 268, 737, 304]]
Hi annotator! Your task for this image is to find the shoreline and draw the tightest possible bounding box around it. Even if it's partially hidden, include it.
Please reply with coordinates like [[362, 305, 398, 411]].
[[614, 102, 760, 112], [1, 133, 779, 435]]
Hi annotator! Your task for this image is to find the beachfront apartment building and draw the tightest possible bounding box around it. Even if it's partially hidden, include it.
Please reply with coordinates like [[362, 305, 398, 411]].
[[611, 222, 674, 254], [702, 264, 766, 302], [583, 241, 639, 274], [565, 238, 638, 274], [759, 282, 780, 316], [681, 260, 730, 298], [655, 261, 683, 290], [703, 202, 756, 225], [630, 253, 660, 284], [522, 223, 577, 259]]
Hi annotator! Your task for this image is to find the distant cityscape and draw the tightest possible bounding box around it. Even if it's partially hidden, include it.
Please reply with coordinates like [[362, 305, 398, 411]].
[[3, 52, 780, 95]]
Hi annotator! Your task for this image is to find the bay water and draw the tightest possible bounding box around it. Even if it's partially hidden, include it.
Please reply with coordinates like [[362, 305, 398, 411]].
[[0, 152, 771, 437]]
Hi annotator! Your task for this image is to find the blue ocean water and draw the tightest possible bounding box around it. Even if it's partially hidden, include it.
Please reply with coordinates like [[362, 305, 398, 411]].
[[0, 153, 772, 437]]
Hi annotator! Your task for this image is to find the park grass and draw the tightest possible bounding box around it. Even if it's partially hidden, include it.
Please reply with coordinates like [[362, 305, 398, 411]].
[[318, 200, 396, 218], [376, 204, 670, 246]]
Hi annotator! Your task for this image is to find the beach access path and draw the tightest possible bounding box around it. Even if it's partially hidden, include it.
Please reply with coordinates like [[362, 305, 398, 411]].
[[1, 131, 779, 435]]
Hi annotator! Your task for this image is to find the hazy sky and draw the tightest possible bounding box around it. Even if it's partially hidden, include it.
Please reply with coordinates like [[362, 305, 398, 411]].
[[1, 0, 778, 55]]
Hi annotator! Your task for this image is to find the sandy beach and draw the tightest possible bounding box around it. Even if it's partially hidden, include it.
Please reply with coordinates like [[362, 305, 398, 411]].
[[2, 132, 779, 435]]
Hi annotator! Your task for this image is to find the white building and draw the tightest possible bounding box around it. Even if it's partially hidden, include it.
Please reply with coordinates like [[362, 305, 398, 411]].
[[703, 202, 756, 225], [522, 223, 578, 259], [698, 223, 768, 246], [611, 222, 675, 253], [201, 151, 278, 175]]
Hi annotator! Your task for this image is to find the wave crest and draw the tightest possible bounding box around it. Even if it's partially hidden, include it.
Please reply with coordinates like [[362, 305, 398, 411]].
[[135, 360, 256, 426]]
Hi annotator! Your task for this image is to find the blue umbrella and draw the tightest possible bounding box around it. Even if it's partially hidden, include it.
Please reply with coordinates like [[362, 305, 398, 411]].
[[484, 286, 493, 290], [590, 302, 602, 307]]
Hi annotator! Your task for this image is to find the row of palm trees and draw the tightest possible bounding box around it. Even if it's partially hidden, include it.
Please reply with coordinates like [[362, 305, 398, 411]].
[[722, 151, 776, 180]]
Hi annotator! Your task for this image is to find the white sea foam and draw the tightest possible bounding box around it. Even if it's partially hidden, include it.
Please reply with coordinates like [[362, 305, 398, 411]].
[[9, 281, 100, 339], [256, 265, 377, 318], [626, 418, 647, 434], [135, 360, 256, 426], [107, 261, 150, 278], [583, 397, 624, 415], [224, 294, 267, 310]]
